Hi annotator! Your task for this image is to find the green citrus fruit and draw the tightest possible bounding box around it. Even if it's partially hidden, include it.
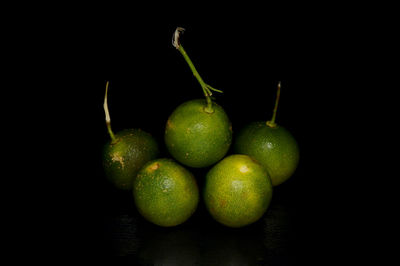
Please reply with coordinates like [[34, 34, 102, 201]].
[[234, 121, 299, 186], [204, 154, 273, 228], [164, 99, 232, 168], [133, 158, 199, 227], [103, 129, 159, 190]]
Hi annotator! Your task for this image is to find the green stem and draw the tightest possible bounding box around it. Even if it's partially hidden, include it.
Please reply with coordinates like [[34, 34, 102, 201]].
[[173, 27, 222, 113], [107, 122, 117, 144], [266, 81, 281, 128], [104, 81, 117, 143]]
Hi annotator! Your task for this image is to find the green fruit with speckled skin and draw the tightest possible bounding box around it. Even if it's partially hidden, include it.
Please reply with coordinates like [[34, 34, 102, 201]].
[[234, 122, 299, 186], [165, 99, 232, 168], [103, 129, 159, 190], [204, 154, 273, 228], [133, 158, 199, 227]]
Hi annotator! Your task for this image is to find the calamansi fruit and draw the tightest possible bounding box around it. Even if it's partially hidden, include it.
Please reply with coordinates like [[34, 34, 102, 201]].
[[235, 122, 299, 186], [234, 82, 299, 186], [204, 154, 273, 228], [165, 27, 232, 168], [133, 158, 199, 227], [102, 82, 159, 190], [165, 99, 232, 168], [103, 128, 159, 190]]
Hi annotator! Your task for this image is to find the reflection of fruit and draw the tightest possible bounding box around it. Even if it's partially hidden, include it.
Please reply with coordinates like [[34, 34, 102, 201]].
[[138, 227, 201, 265], [102, 82, 159, 190], [234, 82, 299, 186], [204, 155, 273, 227], [106, 214, 139, 257], [165, 99, 232, 168], [133, 159, 199, 227], [202, 226, 267, 265]]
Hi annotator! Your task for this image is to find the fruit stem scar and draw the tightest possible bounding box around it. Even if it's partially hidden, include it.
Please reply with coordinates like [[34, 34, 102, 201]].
[[104, 81, 117, 143], [111, 152, 125, 169], [266, 81, 281, 128], [172, 27, 223, 114], [148, 162, 160, 172]]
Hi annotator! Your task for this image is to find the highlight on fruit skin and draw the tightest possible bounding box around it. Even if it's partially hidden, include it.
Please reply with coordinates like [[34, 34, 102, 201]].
[[133, 158, 199, 227], [234, 82, 299, 186], [102, 81, 160, 190], [203, 154, 273, 228]]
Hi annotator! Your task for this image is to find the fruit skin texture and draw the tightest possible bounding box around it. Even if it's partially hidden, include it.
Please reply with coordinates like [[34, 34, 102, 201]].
[[133, 158, 199, 227], [204, 154, 273, 228], [165, 99, 232, 168], [103, 129, 159, 190], [234, 121, 299, 186]]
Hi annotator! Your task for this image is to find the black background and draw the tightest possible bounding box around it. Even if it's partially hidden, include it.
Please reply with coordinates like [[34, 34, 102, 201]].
[[73, 22, 345, 265], [19, 10, 389, 265]]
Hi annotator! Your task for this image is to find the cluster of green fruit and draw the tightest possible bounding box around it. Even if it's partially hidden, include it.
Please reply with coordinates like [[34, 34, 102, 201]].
[[102, 27, 299, 228]]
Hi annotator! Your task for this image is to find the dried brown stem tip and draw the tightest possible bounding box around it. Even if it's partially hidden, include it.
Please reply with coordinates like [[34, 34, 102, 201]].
[[172, 27, 185, 49]]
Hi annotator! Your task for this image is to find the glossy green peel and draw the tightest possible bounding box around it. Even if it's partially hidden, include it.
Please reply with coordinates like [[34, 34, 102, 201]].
[[204, 154, 273, 227], [103, 129, 159, 190], [165, 99, 232, 168], [133, 158, 199, 227]]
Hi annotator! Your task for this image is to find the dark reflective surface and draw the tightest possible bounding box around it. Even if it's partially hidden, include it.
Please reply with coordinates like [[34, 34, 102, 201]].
[[61, 21, 357, 265], [93, 179, 302, 265], [32, 16, 379, 265]]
